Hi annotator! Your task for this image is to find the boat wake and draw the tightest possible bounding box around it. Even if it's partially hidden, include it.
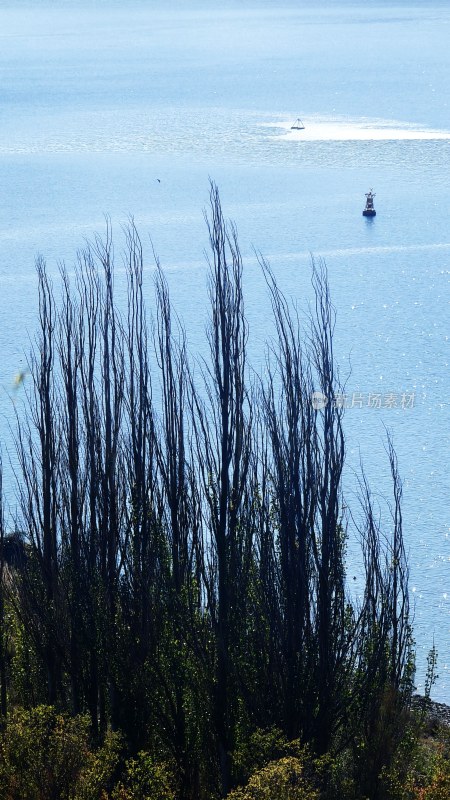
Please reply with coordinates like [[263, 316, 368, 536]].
[[268, 117, 450, 141], [242, 242, 450, 267]]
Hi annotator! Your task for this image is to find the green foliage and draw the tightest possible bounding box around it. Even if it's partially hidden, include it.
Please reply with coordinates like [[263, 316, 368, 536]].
[[310, 752, 358, 800], [6, 604, 45, 709], [75, 730, 123, 800], [419, 770, 450, 800], [111, 751, 176, 800], [378, 725, 429, 800], [229, 727, 450, 800], [421, 646, 439, 720], [226, 755, 319, 800], [410, 725, 450, 800], [357, 686, 406, 796], [371, 710, 450, 800], [0, 705, 121, 800], [0, 706, 90, 800], [230, 740, 360, 800], [232, 727, 294, 786]]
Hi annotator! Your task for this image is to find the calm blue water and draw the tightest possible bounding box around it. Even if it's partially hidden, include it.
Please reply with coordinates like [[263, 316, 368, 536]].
[[0, 0, 449, 698]]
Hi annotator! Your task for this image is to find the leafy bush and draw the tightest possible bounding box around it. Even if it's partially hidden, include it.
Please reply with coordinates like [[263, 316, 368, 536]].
[[413, 725, 450, 800], [418, 770, 450, 800], [227, 755, 319, 800], [0, 706, 90, 800], [232, 727, 294, 786], [231, 728, 361, 800], [111, 751, 176, 800], [75, 729, 123, 800], [0, 705, 121, 800], [375, 711, 450, 800]]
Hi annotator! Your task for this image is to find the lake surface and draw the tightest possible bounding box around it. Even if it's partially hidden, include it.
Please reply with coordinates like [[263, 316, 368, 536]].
[[0, 0, 449, 698]]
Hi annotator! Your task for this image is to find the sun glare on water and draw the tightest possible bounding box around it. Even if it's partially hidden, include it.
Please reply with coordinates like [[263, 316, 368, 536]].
[[268, 117, 450, 141]]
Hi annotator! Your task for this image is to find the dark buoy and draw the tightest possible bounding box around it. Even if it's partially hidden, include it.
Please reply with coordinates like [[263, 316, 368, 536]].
[[362, 189, 376, 217]]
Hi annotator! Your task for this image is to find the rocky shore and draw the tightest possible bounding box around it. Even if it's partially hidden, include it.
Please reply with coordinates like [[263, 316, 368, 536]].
[[412, 695, 450, 727]]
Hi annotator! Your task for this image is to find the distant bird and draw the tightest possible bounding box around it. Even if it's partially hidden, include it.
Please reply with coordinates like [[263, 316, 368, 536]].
[[13, 369, 28, 389], [156, 178, 161, 183]]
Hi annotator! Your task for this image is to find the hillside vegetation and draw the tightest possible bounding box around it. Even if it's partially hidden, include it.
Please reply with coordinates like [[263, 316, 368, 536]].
[[0, 185, 442, 799]]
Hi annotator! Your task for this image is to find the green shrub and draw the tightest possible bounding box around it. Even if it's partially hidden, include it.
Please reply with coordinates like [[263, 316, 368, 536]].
[[231, 730, 359, 800], [413, 726, 450, 800], [227, 755, 319, 800], [418, 771, 450, 800], [0, 705, 121, 800], [75, 729, 123, 800], [0, 705, 90, 800], [111, 751, 176, 800], [232, 727, 294, 786]]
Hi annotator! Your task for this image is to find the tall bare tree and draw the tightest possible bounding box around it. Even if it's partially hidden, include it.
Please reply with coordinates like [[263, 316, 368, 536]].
[[5, 188, 413, 800], [191, 184, 253, 795]]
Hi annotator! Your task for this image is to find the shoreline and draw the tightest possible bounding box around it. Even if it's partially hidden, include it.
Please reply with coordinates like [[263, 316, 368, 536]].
[[412, 695, 450, 727]]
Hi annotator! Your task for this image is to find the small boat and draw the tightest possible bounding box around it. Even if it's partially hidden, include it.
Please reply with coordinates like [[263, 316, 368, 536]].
[[362, 189, 376, 217], [291, 118, 305, 130]]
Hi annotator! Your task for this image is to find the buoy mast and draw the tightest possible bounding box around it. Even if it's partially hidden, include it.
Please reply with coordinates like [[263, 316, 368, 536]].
[[362, 189, 376, 217]]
